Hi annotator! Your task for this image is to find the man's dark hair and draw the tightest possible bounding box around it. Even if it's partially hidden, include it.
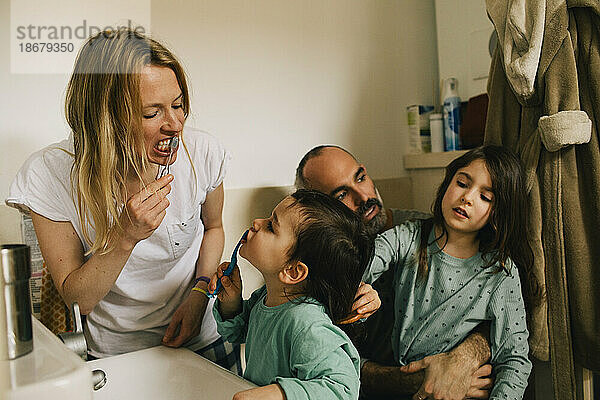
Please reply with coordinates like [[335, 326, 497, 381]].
[[295, 145, 356, 189], [286, 189, 374, 323]]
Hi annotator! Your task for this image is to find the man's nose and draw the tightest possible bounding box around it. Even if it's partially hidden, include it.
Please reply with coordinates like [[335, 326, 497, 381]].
[[354, 189, 370, 207]]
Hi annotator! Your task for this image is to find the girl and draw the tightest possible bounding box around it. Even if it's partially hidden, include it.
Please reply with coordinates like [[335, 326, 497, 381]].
[[209, 189, 374, 400], [364, 146, 540, 400]]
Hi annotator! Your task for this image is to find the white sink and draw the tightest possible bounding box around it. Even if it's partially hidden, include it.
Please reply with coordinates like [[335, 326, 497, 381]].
[[0, 317, 92, 399], [87, 345, 255, 400]]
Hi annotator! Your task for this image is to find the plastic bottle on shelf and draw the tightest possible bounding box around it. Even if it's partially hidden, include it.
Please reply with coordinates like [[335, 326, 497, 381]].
[[442, 78, 461, 151], [407, 105, 434, 154], [429, 113, 444, 153]]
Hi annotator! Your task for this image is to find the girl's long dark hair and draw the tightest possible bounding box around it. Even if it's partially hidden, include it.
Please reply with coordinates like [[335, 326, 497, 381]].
[[286, 189, 374, 324], [418, 146, 542, 309]]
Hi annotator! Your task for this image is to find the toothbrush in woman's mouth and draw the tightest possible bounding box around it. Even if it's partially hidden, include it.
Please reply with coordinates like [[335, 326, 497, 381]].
[[156, 137, 179, 179]]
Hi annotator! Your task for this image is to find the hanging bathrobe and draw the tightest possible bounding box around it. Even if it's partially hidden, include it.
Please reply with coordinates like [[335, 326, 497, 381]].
[[485, 0, 598, 398]]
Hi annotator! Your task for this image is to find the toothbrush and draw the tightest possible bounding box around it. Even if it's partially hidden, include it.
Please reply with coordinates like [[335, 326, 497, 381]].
[[156, 136, 179, 180], [207, 229, 249, 298]]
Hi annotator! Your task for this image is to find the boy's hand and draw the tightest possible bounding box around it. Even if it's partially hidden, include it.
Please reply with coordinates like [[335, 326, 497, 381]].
[[209, 262, 243, 318]]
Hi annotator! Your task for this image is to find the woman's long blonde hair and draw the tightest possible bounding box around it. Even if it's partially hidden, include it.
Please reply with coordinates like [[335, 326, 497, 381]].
[[65, 28, 190, 254]]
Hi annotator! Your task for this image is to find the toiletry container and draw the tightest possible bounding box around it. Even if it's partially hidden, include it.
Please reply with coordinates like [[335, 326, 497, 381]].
[[429, 113, 444, 153], [407, 105, 434, 154], [442, 78, 461, 151]]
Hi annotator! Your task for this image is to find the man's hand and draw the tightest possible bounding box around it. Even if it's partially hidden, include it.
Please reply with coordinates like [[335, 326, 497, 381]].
[[162, 290, 207, 347], [339, 282, 381, 324], [467, 364, 493, 399], [401, 353, 492, 400]]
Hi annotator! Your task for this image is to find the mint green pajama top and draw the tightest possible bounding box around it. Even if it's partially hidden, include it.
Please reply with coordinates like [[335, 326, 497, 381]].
[[213, 286, 360, 400], [365, 220, 532, 400]]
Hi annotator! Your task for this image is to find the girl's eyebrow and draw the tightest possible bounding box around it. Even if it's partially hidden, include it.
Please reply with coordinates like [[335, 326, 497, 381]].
[[457, 171, 472, 180], [458, 171, 493, 192]]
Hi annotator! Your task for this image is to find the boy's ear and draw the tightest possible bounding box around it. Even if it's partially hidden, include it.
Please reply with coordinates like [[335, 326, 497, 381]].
[[279, 261, 309, 285]]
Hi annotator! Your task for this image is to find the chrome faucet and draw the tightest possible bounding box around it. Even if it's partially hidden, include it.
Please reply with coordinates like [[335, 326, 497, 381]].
[[58, 302, 88, 361], [57, 302, 109, 391]]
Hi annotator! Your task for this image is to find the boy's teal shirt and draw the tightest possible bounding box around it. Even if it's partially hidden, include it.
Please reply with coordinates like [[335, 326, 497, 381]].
[[214, 286, 360, 400]]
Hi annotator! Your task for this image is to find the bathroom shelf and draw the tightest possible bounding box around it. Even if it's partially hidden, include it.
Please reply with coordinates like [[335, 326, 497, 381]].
[[403, 150, 468, 170]]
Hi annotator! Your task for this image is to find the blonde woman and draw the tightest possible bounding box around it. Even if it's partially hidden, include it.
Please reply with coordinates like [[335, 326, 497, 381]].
[[6, 29, 241, 371]]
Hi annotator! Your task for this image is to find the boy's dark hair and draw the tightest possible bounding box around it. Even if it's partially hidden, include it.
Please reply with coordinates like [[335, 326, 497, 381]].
[[418, 145, 542, 308], [286, 189, 374, 323]]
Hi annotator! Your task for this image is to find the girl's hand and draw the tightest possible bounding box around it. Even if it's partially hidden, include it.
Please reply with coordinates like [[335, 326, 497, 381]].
[[120, 174, 173, 249], [209, 262, 243, 318], [339, 282, 381, 324]]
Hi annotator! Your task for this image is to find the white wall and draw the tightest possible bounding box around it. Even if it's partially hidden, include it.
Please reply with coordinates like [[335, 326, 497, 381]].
[[153, 0, 440, 187], [435, 0, 493, 100], [0, 0, 439, 245]]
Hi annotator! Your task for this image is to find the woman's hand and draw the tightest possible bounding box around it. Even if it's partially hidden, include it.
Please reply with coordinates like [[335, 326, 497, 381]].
[[162, 289, 208, 347], [209, 262, 243, 319], [120, 174, 173, 249], [339, 282, 381, 324]]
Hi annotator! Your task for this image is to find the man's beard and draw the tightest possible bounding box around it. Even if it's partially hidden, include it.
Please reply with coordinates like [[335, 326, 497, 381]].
[[357, 189, 386, 236]]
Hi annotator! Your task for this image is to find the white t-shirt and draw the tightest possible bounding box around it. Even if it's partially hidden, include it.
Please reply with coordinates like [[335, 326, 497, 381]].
[[6, 127, 229, 357]]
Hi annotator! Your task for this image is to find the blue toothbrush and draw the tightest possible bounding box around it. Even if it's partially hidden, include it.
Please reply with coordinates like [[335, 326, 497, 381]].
[[207, 229, 249, 298]]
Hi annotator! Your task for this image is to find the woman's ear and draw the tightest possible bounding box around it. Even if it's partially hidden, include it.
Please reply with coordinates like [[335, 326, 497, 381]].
[[279, 261, 309, 285]]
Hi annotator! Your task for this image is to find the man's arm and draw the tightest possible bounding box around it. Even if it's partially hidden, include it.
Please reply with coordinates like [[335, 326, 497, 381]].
[[362, 330, 493, 400], [400, 325, 493, 400], [450, 323, 491, 367], [401, 323, 491, 375], [361, 361, 425, 397]]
